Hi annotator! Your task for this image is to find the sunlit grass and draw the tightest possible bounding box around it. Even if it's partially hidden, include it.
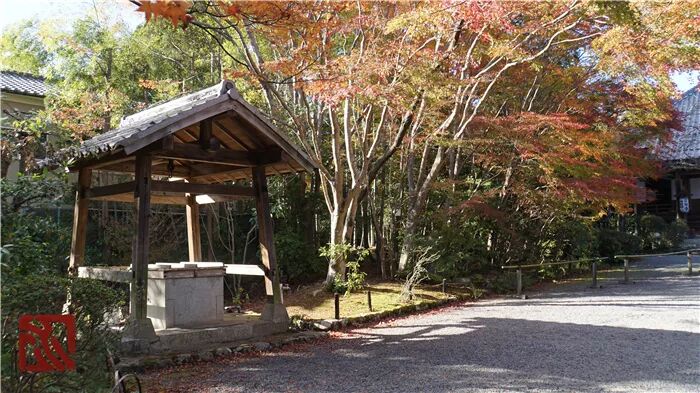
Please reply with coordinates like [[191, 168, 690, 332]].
[[283, 281, 467, 320]]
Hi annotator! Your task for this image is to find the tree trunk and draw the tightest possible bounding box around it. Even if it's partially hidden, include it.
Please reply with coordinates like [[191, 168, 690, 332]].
[[398, 147, 446, 271], [325, 211, 347, 284]]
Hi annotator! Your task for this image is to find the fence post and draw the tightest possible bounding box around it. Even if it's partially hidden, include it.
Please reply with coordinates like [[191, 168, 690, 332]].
[[367, 290, 373, 312], [334, 293, 340, 320], [688, 252, 693, 276], [442, 278, 447, 294], [622, 258, 629, 284], [591, 261, 598, 288], [516, 268, 523, 296]]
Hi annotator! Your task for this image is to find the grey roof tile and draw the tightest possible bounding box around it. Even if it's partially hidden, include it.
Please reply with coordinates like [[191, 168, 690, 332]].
[[78, 80, 232, 156], [0, 71, 47, 97], [71, 80, 317, 175], [658, 85, 700, 163]]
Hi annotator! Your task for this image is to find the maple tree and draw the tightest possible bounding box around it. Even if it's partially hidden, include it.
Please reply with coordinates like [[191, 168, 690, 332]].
[[132, 0, 698, 281]]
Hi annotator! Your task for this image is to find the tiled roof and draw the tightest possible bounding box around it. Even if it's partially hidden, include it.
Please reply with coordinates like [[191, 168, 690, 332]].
[[0, 71, 47, 97], [71, 80, 317, 175], [79, 81, 231, 157], [658, 85, 700, 164]]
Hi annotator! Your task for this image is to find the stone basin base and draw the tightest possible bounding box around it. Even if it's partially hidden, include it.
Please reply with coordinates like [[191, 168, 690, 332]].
[[121, 312, 288, 354]]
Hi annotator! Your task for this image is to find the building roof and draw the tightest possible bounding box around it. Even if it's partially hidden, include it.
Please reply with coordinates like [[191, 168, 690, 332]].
[[79, 81, 228, 157], [658, 85, 700, 165], [0, 71, 47, 97], [72, 80, 316, 182]]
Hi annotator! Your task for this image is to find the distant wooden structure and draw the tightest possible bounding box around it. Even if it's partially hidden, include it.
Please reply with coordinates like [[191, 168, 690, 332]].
[[1, 71, 47, 179], [640, 85, 700, 230], [68, 80, 316, 340]]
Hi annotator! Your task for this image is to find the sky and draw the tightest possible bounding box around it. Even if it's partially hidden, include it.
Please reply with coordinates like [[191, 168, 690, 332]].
[[0, 0, 142, 32], [1, 0, 698, 92]]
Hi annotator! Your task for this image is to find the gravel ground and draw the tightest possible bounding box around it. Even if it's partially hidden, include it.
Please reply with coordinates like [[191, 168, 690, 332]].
[[149, 256, 700, 393]]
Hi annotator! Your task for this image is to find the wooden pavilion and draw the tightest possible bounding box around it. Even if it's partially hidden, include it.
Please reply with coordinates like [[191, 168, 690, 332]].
[[68, 80, 316, 342]]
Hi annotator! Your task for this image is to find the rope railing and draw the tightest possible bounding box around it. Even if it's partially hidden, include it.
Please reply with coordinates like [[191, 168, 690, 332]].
[[500, 248, 700, 298], [501, 257, 605, 297], [614, 248, 700, 283], [501, 257, 604, 270]]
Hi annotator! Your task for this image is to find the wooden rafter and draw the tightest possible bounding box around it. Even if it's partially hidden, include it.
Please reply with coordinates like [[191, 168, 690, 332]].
[[152, 143, 281, 167]]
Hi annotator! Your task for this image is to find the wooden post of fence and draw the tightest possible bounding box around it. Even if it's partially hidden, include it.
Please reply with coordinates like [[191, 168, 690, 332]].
[[623, 258, 629, 284], [688, 251, 693, 276], [516, 268, 523, 296], [367, 290, 373, 312], [442, 278, 447, 295], [334, 293, 340, 320], [591, 261, 598, 288]]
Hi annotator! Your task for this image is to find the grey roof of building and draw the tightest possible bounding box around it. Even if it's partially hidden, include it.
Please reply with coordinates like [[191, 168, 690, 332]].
[[0, 71, 47, 97], [659, 85, 700, 163]]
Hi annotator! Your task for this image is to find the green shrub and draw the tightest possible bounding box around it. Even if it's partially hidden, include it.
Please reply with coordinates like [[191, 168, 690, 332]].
[[597, 228, 641, 259], [541, 220, 597, 261], [1, 274, 124, 392], [275, 231, 325, 283], [637, 215, 688, 251], [331, 261, 367, 295], [639, 215, 669, 250], [321, 244, 369, 295], [1, 213, 71, 276], [667, 220, 689, 249]]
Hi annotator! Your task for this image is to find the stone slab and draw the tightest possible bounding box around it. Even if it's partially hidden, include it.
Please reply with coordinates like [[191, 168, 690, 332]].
[[147, 319, 288, 354]]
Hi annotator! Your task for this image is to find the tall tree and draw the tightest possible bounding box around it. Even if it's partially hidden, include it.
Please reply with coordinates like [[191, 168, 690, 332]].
[[132, 0, 699, 280]]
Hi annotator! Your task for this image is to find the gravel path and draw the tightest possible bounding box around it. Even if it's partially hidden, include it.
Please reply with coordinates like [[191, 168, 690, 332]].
[[149, 256, 700, 392]]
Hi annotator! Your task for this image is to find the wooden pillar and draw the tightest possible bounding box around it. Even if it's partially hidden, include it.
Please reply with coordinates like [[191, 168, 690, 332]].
[[131, 154, 154, 330], [253, 166, 279, 302], [253, 166, 288, 323], [590, 261, 598, 289], [69, 168, 92, 276], [186, 194, 202, 262]]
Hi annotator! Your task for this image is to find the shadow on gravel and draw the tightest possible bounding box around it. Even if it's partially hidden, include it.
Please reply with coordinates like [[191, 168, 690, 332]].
[[150, 258, 700, 393], [198, 317, 700, 393]]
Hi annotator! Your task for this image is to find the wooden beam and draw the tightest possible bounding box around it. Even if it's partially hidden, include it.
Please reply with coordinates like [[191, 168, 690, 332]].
[[199, 118, 212, 150], [132, 154, 151, 322], [151, 180, 255, 197], [225, 264, 265, 276], [186, 195, 202, 262], [214, 118, 256, 150], [187, 162, 243, 178], [153, 143, 281, 167], [68, 168, 91, 275], [232, 101, 316, 174], [78, 266, 133, 283], [188, 163, 253, 181], [99, 161, 191, 177], [86, 182, 253, 204], [89, 192, 187, 205], [85, 181, 135, 199], [70, 150, 132, 172]]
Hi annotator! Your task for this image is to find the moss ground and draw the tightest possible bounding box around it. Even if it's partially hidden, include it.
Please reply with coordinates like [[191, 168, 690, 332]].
[[276, 281, 470, 320]]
